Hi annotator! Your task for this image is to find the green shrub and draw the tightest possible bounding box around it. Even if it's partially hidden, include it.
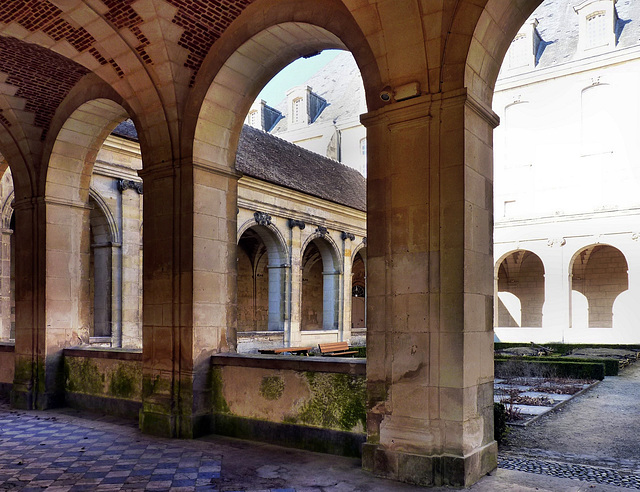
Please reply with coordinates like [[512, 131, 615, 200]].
[[494, 358, 605, 380]]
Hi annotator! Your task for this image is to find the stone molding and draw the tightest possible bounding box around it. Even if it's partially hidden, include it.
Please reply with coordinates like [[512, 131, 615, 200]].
[[288, 218, 305, 229]]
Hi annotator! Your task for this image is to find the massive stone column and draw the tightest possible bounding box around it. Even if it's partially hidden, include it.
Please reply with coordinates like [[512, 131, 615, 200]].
[[362, 90, 497, 487], [139, 159, 238, 438], [11, 196, 91, 409]]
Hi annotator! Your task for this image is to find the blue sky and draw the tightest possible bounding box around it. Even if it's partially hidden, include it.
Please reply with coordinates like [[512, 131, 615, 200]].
[[256, 50, 341, 107]]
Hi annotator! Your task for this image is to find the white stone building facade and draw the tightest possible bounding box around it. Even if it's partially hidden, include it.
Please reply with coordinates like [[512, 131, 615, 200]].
[[494, 0, 640, 343]]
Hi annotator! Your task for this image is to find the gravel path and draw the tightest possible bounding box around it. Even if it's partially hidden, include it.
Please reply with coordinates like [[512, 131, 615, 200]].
[[502, 361, 640, 472]]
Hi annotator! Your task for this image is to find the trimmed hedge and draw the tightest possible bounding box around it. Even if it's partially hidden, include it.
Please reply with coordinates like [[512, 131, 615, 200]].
[[495, 358, 605, 380], [495, 343, 640, 356], [495, 355, 618, 376]]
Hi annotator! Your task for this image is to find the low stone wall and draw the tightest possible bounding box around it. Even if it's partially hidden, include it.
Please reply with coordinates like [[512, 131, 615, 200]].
[[0, 342, 14, 396], [210, 353, 366, 457], [63, 347, 142, 419]]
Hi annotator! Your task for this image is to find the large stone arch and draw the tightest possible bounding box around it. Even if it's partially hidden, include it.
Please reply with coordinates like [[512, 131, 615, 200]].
[[463, 1, 544, 103], [11, 95, 135, 409], [187, 0, 381, 170]]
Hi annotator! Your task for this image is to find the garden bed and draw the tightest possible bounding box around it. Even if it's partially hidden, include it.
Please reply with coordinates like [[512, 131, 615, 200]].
[[494, 376, 599, 426]]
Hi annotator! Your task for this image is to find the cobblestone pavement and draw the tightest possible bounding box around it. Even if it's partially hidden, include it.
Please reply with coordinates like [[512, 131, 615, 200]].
[[499, 454, 640, 489]]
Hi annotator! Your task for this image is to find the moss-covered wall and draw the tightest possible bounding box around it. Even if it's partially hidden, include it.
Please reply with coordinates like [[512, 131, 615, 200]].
[[212, 365, 366, 434], [64, 356, 142, 402]]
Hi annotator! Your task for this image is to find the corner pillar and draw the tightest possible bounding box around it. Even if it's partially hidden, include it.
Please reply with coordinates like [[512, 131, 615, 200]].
[[361, 91, 497, 487], [139, 159, 239, 438]]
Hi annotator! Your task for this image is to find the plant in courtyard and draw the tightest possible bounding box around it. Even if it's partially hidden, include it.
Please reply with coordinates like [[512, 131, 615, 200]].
[[494, 403, 508, 443]]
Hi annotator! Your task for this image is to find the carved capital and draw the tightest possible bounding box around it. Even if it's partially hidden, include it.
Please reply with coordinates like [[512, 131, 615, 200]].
[[254, 211, 272, 226], [547, 237, 566, 248], [117, 179, 143, 194], [341, 231, 355, 241], [288, 218, 305, 230]]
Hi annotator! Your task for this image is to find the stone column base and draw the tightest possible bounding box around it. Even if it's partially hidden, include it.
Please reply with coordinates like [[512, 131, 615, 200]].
[[362, 441, 497, 487]]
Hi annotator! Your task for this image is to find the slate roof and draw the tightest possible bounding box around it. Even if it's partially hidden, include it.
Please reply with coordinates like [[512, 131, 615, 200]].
[[525, 0, 640, 69], [271, 51, 366, 133], [236, 124, 366, 211], [112, 119, 138, 141], [111, 120, 366, 212]]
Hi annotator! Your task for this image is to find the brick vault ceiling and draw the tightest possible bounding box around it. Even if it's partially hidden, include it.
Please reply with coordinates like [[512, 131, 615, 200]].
[[0, 0, 255, 138]]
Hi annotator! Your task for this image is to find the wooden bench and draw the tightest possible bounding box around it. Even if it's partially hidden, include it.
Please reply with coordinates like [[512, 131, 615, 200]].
[[259, 346, 312, 356], [318, 342, 358, 357]]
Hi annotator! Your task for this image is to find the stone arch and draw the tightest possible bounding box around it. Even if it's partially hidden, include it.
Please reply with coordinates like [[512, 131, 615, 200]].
[[44, 97, 133, 345], [187, 5, 381, 171], [88, 192, 116, 341], [495, 250, 545, 328], [0, 169, 13, 341], [237, 218, 289, 265], [301, 233, 342, 331], [570, 244, 628, 328], [1, 189, 14, 230], [237, 221, 289, 332], [462, 1, 544, 104]]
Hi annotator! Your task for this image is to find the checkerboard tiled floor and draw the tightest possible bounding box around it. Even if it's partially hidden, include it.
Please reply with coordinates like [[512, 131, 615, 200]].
[[0, 406, 294, 492]]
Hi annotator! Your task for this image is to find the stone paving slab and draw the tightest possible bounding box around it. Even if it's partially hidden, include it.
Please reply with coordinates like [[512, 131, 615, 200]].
[[0, 399, 634, 491]]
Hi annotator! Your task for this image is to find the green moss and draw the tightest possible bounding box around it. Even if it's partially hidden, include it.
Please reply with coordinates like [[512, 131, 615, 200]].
[[296, 372, 366, 432], [108, 364, 141, 399], [260, 376, 285, 400], [210, 367, 230, 413], [65, 358, 103, 395]]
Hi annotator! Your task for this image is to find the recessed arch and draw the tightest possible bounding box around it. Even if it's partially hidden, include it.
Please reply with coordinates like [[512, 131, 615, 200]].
[[237, 219, 289, 265], [570, 244, 628, 328], [237, 222, 289, 332], [496, 249, 545, 328], [301, 234, 342, 331]]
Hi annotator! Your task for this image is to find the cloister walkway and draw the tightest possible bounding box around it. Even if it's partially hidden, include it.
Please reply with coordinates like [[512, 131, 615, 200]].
[[0, 390, 632, 491]]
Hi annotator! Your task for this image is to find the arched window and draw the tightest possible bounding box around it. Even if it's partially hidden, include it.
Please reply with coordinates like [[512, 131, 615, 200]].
[[581, 84, 614, 155], [291, 97, 303, 124], [359, 137, 366, 156], [508, 33, 529, 69], [586, 11, 607, 49], [504, 102, 532, 167], [248, 110, 259, 128]]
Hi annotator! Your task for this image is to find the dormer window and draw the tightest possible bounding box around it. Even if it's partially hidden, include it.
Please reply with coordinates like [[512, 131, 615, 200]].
[[248, 110, 259, 128], [509, 34, 529, 69], [574, 0, 617, 54], [245, 100, 283, 132], [506, 19, 541, 72]]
